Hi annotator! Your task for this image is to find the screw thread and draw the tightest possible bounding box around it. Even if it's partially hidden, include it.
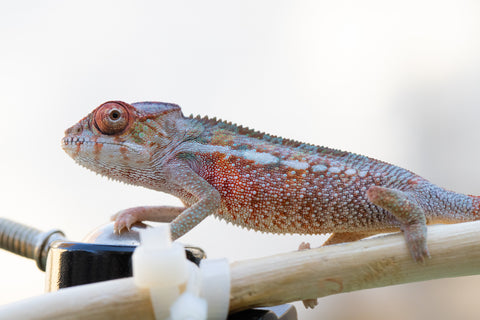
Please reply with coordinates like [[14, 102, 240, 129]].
[[0, 218, 41, 259], [0, 218, 65, 270]]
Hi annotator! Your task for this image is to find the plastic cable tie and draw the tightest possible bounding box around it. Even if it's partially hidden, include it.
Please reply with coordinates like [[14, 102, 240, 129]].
[[199, 258, 231, 320], [169, 261, 207, 320], [170, 292, 207, 320], [133, 225, 189, 320], [186, 260, 202, 296]]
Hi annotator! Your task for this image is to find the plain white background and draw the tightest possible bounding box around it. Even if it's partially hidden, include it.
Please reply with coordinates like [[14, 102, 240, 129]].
[[1, 1, 480, 319]]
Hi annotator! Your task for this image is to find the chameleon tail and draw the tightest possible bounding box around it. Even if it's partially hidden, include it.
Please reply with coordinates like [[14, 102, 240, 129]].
[[423, 185, 480, 223]]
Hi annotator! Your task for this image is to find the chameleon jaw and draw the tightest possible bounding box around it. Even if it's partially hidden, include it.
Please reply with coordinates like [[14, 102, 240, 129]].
[[62, 135, 149, 167]]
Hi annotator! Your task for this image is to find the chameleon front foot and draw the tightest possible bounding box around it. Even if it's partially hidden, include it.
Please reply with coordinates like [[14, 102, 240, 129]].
[[111, 208, 143, 234], [111, 206, 185, 234]]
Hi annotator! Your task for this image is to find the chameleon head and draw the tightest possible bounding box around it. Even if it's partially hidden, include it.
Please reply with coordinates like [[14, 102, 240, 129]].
[[62, 100, 181, 184]]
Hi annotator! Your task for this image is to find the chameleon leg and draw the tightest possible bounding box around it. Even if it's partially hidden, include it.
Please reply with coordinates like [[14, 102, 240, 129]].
[[299, 231, 377, 309], [166, 162, 222, 240], [113, 162, 221, 239], [297, 242, 319, 309], [112, 206, 184, 233], [323, 231, 378, 246], [367, 185, 430, 263]]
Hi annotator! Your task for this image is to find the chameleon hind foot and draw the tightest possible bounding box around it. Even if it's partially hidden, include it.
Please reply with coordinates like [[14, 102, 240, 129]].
[[297, 242, 319, 309], [367, 185, 430, 263]]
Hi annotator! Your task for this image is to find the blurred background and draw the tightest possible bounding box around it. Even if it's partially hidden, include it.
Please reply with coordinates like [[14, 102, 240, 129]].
[[1, 1, 480, 319]]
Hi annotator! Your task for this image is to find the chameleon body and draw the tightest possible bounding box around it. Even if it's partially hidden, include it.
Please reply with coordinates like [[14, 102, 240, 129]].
[[62, 101, 480, 263]]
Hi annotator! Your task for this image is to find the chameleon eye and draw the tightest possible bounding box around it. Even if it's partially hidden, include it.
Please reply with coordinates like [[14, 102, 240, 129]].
[[94, 102, 131, 135]]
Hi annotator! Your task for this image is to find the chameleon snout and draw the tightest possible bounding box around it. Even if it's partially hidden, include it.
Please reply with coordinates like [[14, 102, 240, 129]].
[[64, 123, 84, 136]]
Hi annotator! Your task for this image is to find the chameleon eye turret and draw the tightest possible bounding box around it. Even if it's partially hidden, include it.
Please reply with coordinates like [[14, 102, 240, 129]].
[[93, 101, 132, 135]]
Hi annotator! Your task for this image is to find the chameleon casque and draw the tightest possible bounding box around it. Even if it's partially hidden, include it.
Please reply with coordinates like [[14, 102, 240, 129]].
[[62, 101, 480, 264]]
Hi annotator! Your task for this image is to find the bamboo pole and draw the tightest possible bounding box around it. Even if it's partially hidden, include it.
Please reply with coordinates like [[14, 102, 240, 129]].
[[1, 221, 479, 319]]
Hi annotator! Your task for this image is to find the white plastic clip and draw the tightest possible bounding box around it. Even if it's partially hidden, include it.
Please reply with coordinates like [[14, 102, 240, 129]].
[[200, 259, 231, 320], [170, 261, 208, 320], [132, 225, 230, 320], [132, 226, 189, 319]]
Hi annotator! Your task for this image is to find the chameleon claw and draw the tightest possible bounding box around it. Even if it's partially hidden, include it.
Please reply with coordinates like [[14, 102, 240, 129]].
[[112, 208, 143, 235], [410, 245, 431, 264], [298, 242, 311, 251], [302, 298, 319, 309]]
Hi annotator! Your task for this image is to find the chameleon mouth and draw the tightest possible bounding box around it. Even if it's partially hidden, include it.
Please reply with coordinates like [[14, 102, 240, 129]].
[[61, 136, 144, 155], [61, 136, 103, 150], [62, 136, 122, 146], [62, 136, 89, 146]]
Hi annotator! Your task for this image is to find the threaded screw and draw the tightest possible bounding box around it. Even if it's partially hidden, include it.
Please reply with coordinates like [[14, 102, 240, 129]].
[[0, 218, 65, 271]]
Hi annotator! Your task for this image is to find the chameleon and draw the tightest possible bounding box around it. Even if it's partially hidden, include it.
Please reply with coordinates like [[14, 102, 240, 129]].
[[62, 100, 480, 264]]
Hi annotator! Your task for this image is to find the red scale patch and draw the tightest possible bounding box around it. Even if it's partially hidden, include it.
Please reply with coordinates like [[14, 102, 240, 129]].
[[197, 151, 326, 232]]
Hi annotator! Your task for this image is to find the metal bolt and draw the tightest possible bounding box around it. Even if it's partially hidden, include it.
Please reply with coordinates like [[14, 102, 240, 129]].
[[0, 218, 65, 271]]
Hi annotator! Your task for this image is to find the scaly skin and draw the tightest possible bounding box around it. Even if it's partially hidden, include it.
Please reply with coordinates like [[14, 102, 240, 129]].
[[62, 101, 480, 263]]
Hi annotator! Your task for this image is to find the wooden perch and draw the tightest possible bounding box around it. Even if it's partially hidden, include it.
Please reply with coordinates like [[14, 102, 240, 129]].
[[1, 221, 480, 319]]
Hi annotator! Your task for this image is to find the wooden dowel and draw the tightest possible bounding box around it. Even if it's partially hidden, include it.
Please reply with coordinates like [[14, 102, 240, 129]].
[[229, 220, 480, 311], [1, 221, 479, 319], [0, 277, 153, 320]]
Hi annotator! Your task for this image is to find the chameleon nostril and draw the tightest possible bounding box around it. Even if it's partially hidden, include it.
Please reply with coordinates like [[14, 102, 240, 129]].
[[65, 124, 83, 136]]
